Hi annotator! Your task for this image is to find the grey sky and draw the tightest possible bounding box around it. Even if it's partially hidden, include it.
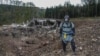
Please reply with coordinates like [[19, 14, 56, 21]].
[[22, 0, 81, 8]]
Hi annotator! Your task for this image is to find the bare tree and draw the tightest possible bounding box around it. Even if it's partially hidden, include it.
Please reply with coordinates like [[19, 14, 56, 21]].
[[9, 0, 13, 5], [26, 2, 35, 7], [15, 0, 22, 6], [10, 0, 17, 5], [22, 2, 26, 6]]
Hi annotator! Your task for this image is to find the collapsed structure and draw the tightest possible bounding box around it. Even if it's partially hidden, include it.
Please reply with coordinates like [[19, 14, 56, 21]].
[[28, 19, 61, 29], [0, 19, 62, 38]]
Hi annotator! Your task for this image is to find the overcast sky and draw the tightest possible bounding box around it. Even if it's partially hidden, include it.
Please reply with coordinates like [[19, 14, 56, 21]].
[[22, 0, 81, 8]]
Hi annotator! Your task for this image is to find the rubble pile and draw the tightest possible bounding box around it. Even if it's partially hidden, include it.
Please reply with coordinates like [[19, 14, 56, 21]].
[[0, 19, 100, 56]]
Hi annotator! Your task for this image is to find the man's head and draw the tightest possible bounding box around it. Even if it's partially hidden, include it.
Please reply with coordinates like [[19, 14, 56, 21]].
[[64, 15, 69, 22]]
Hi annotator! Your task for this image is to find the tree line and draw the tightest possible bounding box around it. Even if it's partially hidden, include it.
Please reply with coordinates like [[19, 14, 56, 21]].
[[0, 0, 45, 25], [0, 0, 100, 25], [0, 0, 35, 7], [45, 0, 100, 19]]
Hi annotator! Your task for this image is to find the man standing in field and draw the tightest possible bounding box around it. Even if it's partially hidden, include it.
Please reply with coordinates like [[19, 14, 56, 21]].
[[59, 15, 76, 55]]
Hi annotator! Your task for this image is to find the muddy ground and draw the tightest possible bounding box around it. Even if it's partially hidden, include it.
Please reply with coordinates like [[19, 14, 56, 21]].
[[0, 19, 100, 56]]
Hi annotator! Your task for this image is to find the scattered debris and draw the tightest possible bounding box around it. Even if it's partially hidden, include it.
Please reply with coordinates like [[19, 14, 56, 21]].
[[0, 19, 100, 56]]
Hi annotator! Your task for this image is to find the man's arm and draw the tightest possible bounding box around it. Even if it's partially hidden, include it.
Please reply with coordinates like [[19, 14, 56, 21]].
[[71, 22, 75, 36]]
